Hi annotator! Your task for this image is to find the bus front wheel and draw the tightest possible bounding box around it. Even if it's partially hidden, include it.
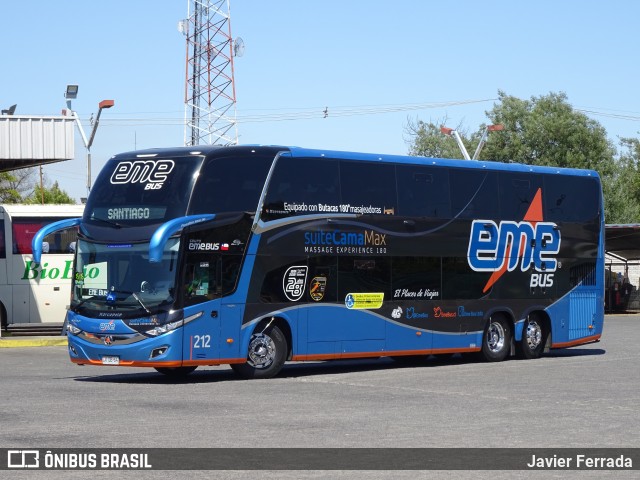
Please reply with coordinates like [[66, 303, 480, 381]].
[[231, 324, 287, 379], [481, 315, 511, 362]]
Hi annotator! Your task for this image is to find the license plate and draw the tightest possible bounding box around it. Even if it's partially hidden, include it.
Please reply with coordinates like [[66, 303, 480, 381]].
[[101, 356, 120, 365]]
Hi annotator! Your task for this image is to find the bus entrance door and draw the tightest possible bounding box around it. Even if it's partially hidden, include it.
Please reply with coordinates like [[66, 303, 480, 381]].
[[181, 303, 221, 364]]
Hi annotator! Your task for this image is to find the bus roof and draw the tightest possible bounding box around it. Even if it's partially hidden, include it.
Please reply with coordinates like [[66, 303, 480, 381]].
[[287, 147, 601, 179], [108, 144, 600, 180]]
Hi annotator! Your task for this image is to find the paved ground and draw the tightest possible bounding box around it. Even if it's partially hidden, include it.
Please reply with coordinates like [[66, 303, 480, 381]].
[[0, 315, 638, 479]]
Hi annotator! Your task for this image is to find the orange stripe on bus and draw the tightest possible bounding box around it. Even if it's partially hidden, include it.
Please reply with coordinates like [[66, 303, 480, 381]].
[[551, 334, 601, 349], [292, 347, 480, 362], [71, 358, 246, 367]]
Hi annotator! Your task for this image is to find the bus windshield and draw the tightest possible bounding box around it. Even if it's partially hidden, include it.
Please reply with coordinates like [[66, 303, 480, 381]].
[[83, 150, 277, 228], [84, 154, 204, 226], [71, 238, 180, 317]]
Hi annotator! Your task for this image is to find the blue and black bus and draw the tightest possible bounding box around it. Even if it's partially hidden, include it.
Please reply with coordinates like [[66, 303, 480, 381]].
[[33, 145, 605, 378]]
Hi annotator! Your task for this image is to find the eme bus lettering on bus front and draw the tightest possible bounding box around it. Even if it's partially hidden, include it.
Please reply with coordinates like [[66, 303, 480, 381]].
[[110, 159, 175, 190]]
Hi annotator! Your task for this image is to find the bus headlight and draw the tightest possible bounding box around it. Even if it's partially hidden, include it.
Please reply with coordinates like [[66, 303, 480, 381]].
[[145, 311, 202, 336], [146, 319, 184, 336], [67, 323, 81, 335]]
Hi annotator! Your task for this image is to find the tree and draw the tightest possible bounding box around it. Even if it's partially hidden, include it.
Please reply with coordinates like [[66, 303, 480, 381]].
[[405, 117, 471, 159], [606, 138, 640, 224], [481, 91, 616, 175], [0, 171, 23, 203], [24, 181, 76, 205], [6, 167, 38, 199]]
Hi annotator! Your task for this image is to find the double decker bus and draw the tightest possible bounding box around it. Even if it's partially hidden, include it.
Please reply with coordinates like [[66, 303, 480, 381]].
[[0, 204, 83, 333], [32, 146, 604, 378]]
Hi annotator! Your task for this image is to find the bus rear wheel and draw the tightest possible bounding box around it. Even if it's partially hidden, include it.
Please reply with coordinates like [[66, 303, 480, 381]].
[[517, 315, 546, 359], [231, 324, 287, 379], [154, 366, 198, 377], [481, 315, 511, 362]]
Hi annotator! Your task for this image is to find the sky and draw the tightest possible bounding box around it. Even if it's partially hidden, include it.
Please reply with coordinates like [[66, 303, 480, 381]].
[[2, 0, 640, 202]]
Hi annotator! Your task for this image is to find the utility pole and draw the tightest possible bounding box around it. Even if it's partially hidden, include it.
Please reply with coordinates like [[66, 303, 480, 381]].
[[63, 85, 114, 196]]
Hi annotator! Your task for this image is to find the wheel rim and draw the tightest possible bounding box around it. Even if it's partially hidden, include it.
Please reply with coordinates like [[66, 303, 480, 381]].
[[247, 333, 276, 369], [487, 321, 505, 353], [525, 320, 542, 350]]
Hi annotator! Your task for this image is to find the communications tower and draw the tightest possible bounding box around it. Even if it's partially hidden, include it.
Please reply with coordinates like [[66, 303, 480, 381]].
[[181, 0, 240, 146]]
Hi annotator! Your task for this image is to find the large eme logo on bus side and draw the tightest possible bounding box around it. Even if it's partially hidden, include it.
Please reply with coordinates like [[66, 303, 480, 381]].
[[467, 188, 561, 292], [110, 159, 175, 190]]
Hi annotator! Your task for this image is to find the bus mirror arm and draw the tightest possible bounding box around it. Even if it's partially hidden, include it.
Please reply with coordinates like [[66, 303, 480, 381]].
[[148, 214, 216, 263], [31, 217, 83, 264]]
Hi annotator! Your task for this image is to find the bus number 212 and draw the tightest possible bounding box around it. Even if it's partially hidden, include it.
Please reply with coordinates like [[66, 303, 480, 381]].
[[193, 335, 211, 348]]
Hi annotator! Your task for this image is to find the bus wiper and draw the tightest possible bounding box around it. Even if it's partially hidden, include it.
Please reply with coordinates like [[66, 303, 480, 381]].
[[90, 217, 123, 228], [132, 292, 151, 314], [73, 295, 100, 311]]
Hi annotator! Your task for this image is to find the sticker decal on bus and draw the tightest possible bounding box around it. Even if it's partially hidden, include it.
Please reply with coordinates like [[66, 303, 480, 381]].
[[345, 293, 384, 309], [283, 266, 308, 301], [309, 276, 327, 301]]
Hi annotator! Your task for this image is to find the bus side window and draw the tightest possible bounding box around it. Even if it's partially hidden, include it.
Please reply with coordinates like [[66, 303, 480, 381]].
[[262, 157, 340, 221], [183, 258, 219, 306], [498, 173, 544, 220], [396, 165, 451, 218], [340, 161, 397, 215], [449, 170, 499, 219], [543, 176, 600, 223]]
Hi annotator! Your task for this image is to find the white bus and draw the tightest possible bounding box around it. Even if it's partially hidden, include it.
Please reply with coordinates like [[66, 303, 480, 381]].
[[0, 204, 84, 335]]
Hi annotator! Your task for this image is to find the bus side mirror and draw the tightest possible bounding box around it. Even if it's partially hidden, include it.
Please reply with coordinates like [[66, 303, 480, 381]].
[[148, 214, 215, 263], [31, 218, 82, 264]]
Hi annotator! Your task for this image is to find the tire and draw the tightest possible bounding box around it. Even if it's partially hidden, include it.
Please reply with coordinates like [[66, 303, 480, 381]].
[[154, 366, 198, 377], [517, 315, 546, 359], [230, 324, 287, 379], [481, 314, 511, 362]]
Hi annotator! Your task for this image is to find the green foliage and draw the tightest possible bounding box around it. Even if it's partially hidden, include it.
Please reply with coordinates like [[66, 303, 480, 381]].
[[606, 138, 640, 223], [481, 91, 616, 175], [405, 117, 472, 159], [24, 181, 76, 205], [0, 171, 22, 203]]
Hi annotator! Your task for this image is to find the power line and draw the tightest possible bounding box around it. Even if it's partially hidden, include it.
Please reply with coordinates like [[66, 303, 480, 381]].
[[73, 100, 640, 129], [88, 98, 498, 127]]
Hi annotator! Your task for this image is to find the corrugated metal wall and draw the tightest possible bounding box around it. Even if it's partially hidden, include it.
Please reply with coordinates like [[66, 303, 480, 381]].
[[0, 115, 75, 170]]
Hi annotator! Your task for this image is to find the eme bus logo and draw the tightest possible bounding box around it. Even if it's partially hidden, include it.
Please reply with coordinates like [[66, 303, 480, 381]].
[[110, 159, 175, 190], [466, 188, 561, 292]]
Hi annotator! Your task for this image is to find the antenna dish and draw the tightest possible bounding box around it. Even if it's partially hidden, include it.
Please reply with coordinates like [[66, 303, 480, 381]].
[[233, 37, 245, 57]]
